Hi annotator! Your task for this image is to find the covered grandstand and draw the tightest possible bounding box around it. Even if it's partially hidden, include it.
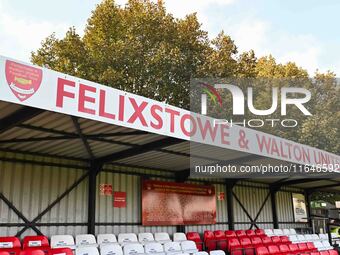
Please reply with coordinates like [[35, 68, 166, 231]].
[[0, 55, 340, 255]]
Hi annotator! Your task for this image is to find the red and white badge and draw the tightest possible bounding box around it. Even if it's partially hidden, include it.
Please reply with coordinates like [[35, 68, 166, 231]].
[[5, 60, 42, 101]]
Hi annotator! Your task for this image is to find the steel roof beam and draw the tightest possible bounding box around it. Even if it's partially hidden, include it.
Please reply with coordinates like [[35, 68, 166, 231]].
[[94, 137, 184, 164], [71, 117, 94, 159], [0, 107, 43, 133]]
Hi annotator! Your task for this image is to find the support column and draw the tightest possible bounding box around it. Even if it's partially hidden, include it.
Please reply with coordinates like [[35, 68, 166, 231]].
[[270, 186, 279, 229], [305, 190, 313, 229], [226, 180, 237, 230], [88, 162, 102, 234], [175, 170, 190, 233]]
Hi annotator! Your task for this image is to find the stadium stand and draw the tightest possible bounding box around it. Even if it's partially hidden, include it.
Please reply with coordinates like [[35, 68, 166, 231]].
[[0, 228, 339, 255]]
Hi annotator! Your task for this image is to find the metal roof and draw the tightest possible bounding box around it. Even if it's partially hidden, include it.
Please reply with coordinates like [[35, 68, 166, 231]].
[[1, 100, 340, 193]]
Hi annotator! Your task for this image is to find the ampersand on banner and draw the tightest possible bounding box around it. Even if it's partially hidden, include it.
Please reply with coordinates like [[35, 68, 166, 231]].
[[238, 130, 249, 150]]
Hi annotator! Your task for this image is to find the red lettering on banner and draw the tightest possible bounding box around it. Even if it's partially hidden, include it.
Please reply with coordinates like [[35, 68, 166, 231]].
[[180, 114, 197, 137], [127, 98, 148, 126], [78, 83, 96, 115], [150, 105, 163, 130], [99, 89, 115, 120], [165, 108, 180, 133], [197, 117, 218, 141], [56, 78, 75, 108], [220, 124, 230, 145], [118, 95, 125, 121]]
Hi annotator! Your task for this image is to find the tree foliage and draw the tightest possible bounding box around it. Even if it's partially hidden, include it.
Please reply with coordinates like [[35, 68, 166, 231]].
[[31, 0, 339, 155]]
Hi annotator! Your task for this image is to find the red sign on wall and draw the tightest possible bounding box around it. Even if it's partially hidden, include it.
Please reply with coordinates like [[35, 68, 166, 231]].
[[113, 192, 127, 208], [99, 184, 113, 196], [142, 180, 216, 226], [218, 192, 225, 201]]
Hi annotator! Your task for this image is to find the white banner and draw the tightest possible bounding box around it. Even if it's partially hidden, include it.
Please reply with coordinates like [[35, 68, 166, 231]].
[[0, 55, 339, 168], [292, 193, 308, 223]]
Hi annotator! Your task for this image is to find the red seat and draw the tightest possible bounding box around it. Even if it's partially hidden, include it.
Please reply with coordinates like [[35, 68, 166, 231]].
[[288, 244, 299, 255], [311, 252, 321, 255], [255, 229, 266, 237], [235, 230, 247, 238], [22, 236, 49, 253], [271, 236, 281, 245], [48, 249, 73, 255], [228, 238, 242, 255], [0, 252, 10, 255], [297, 243, 308, 253], [225, 231, 236, 239], [261, 236, 272, 246], [278, 244, 290, 254], [246, 230, 256, 237], [306, 242, 318, 252], [320, 251, 330, 255], [256, 246, 269, 255], [186, 232, 203, 251], [250, 236, 262, 248], [267, 245, 281, 255], [20, 251, 44, 255], [204, 231, 216, 252], [280, 236, 290, 244], [0, 237, 21, 255], [213, 230, 227, 250], [239, 237, 254, 255], [328, 250, 338, 255]]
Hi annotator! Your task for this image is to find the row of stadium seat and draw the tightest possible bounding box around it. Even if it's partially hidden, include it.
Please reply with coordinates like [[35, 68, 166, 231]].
[[264, 229, 297, 236], [256, 245, 338, 255], [289, 234, 332, 243], [0, 243, 226, 255]]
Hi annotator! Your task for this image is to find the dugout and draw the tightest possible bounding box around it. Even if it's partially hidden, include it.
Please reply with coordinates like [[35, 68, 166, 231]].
[[0, 55, 340, 238]]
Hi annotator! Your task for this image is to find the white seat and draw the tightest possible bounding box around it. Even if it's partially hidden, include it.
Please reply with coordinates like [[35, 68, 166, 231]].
[[311, 234, 320, 241], [297, 235, 306, 243], [282, 229, 290, 236], [155, 233, 171, 244], [163, 242, 181, 255], [98, 234, 117, 247], [289, 229, 297, 235], [209, 251, 225, 255], [304, 234, 312, 241], [264, 229, 274, 236], [51, 235, 76, 249], [144, 242, 165, 255], [123, 244, 145, 255], [173, 233, 187, 242], [288, 235, 298, 243], [273, 229, 283, 236], [76, 235, 98, 248], [181, 241, 198, 254], [193, 253, 208, 255], [118, 234, 139, 246], [100, 244, 123, 255], [138, 233, 155, 244], [313, 241, 324, 251], [321, 240, 333, 250], [76, 247, 100, 255], [319, 234, 328, 240]]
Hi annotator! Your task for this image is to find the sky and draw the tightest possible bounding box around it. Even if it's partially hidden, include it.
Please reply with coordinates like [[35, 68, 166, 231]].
[[0, 0, 339, 76]]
